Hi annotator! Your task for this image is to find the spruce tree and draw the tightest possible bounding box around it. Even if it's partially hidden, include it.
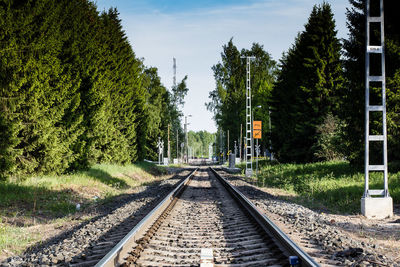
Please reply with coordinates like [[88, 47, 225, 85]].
[[270, 3, 343, 163], [0, 0, 187, 178], [1, 0, 84, 175], [342, 0, 400, 166]]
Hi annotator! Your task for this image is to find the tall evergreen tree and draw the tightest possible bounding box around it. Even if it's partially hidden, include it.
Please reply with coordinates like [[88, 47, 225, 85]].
[[137, 67, 167, 160], [342, 0, 400, 165], [270, 3, 343, 163], [0, 0, 186, 178], [0, 0, 83, 175]]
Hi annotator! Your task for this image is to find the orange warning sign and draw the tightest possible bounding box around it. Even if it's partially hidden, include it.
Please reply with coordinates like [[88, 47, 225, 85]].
[[253, 121, 262, 139]]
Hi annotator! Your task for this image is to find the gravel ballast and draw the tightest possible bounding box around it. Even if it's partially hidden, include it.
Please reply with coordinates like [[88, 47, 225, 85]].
[[2, 169, 193, 267], [217, 168, 400, 267]]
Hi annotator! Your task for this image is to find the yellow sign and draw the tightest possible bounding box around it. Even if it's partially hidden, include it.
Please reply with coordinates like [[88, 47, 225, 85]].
[[253, 121, 262, 139]]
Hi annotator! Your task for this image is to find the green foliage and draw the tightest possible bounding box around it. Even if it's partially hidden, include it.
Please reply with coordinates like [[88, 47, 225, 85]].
[[270, 3, 343, 163], [313, 113, 346, 161], [188, 130, 216, 158], [207, 39, 276, 155], [0, 113, 18, 180], [244, 160, 399, 213], [136, 67, 187, 162], [0, 0, 186, 178], [0, 161, 166, 254], [342, 0, 400, 165]]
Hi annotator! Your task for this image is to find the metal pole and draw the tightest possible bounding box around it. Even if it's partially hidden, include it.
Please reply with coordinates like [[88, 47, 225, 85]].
[[239, 124, 242, 161], [168, 124, 170, 164], [227, 130, 229, 154], [222, 131, 225, 163], [234, 141, 237, 157], [185, 116, 188, 164], [269, 108, 273, 161], [241, 56, 255, 177], [256, 138, 258, 175], [381, 0, 388, 196], [176, 129, 178, 162], [364, 0, 370, 197], [220, 130, 223, 164]]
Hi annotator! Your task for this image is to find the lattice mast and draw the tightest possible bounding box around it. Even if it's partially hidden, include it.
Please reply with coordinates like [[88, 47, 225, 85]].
[[242, 56, 255, 177], [364, 0, 388, 197]]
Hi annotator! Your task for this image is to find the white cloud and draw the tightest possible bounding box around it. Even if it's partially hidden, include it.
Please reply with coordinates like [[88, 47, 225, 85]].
[[99, 0, 349, 133]]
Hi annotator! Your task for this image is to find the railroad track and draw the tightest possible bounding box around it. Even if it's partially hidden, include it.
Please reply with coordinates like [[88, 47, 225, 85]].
[[95, 167, 319, 266]]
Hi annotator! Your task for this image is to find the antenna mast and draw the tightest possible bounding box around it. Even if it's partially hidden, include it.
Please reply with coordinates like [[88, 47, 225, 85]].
[[173, 58, 176, 88]]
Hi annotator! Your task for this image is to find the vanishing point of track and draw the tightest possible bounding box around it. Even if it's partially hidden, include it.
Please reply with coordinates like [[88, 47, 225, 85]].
[[95, 167, 319, 266]]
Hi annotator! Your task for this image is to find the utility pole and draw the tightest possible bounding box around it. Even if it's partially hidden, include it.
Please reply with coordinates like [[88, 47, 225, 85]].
[[173, 57, 177, 163], [269, 108, 273, 161], [253, 105, 262, 176], [234, 141, 237, 157], [240, 124, 242, 161], [176, 129, 179, 162], [222, 131, 225, 163], [227, 130, 230, 154], [184, 115, 191, 164], [241, 56, 255, 177], [184, 116, 187, 163], [220, 130, 223, 164], [168, 124, 170, 164]]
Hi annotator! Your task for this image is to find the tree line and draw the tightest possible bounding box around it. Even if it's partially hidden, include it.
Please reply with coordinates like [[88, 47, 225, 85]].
[[207, 1, 400, 167], [0, 0, 188, 180], [188, 130, 215, 158]]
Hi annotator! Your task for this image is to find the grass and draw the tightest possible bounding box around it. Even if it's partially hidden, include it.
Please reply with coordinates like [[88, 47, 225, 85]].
[[0, 217, 41, 256], [0, 161, 167, 258], [237, 160, 400, 214]]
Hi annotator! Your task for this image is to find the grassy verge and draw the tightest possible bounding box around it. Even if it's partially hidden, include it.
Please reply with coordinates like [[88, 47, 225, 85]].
[[237, 160, 400, 214], [0, 162, 167, 258]]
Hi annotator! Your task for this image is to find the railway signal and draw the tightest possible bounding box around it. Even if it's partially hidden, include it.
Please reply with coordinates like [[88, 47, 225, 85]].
[[157, 137, 164, 165]]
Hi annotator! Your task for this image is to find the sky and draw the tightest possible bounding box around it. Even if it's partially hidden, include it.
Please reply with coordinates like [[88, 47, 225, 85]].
[[95, 0, 350, 133]]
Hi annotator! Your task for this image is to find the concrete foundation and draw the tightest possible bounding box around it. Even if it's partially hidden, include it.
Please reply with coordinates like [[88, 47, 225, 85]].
[[361, 197, 393, 219], [245, 169, 252, 177]]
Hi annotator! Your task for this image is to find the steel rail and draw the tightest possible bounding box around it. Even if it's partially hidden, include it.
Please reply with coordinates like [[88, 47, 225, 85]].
[[210, 167, 320, 267], [95, 168, 198, 267]]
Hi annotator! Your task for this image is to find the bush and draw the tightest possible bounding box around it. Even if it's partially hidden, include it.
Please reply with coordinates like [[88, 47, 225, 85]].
[[314, 113, 346, 161]]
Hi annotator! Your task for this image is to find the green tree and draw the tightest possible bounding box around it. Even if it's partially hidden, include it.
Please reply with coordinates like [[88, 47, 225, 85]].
[[0, 0, 83, 175], [188, 130, 216, 158], [0, 0, 188, 179], [207, 39, 276, 156], [270, 3, 343, 163], [342, 0, 400, 166]]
